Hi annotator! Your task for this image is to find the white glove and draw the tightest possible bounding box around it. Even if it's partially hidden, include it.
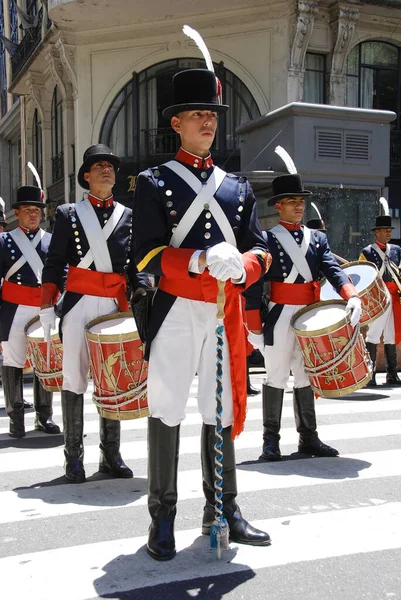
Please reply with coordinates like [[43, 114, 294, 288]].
[[346, 296, 362, 327], [206, 242, 243, 270], [248, 331, 264, 353], [208, 260, 245, 282], [39, 307, 56, 341]]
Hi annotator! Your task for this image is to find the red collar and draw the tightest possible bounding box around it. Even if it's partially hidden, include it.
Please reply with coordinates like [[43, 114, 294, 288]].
[[279, 220, 302, 232], [88, 194, 114, 209], [19, 225, 39, 234], [175, 148, 213, 170], [376, 242, 387, 249]]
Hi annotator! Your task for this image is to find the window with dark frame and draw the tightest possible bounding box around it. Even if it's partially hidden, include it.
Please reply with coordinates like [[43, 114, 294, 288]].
[[32, 108, 43, 185], [51, 86, 64, 183], [303, 53, 326, 104]]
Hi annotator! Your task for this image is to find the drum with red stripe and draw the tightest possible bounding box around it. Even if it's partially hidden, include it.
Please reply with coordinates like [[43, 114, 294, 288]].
[[291, 300, 372, 398], [320, 261, 390, 326], [25, 316, 63, 391], [85, 312, 148, 420]]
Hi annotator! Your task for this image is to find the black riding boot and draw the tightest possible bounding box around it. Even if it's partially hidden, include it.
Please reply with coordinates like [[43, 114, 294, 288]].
[[2, 366, 25, 438], [384, 344, 401, 385], [61, 391, 85, 483], [294, 386, 339, 457], [147, 417, 180, 561], [247, 357, 260, 396], [33, 374, 60, 434], [201, 423, 271, 546], [99, 417, 133, 478], [260, 385, 283, 461], [365, 342, 377, 387]]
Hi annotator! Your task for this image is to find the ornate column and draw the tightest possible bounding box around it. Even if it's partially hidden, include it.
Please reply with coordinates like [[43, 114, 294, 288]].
[[288, 1, 319, 103], [329, 4, 360, 106]]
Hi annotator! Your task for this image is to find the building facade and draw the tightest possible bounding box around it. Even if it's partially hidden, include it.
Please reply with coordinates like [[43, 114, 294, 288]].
[[0, 0, 400, 257]]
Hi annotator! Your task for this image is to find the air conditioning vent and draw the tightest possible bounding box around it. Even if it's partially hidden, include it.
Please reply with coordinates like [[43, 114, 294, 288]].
[[316, 130, 342, 160], [345, 132, 371, 162]]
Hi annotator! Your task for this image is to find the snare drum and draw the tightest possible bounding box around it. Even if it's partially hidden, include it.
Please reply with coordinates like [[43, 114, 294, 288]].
[[85, 312, 148, 420], [320, 261, 390, 326], [291, 300, 372, 398], [25, 316, 63, 391]]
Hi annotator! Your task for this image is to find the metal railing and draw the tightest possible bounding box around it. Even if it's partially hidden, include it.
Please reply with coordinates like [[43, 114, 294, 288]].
[[10, 7, 51, 81], [143, 128, 180, 156], [390, 130, 401, 167], [51, 151, 64, 183]]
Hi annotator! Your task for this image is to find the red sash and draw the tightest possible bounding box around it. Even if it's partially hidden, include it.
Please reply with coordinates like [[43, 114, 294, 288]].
[[386, 282, 401, 345], [66, 266, 129, 312], [1, 280, 41, 306], [270, 281, 320, 305], [159, 271, 247, 438]]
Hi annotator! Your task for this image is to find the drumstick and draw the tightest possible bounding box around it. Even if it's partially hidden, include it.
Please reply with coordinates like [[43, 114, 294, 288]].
[[46, 330, 51, 371]]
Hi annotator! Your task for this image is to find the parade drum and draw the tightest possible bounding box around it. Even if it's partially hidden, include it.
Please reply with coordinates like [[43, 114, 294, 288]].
[[291, 300, 372, 398], [85, 312, 148, 420], [320, 261, 390, 326], [25, 316, 63, 391], [0, 343, 32, 374]]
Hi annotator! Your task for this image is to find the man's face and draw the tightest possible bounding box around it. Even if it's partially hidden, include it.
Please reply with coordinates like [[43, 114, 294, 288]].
[[15, 205, 42, 231], [171, 110, 218, 155], [275, 196, 305, 223], [84, 161, 116, 191], [375, 227, 392, 245]]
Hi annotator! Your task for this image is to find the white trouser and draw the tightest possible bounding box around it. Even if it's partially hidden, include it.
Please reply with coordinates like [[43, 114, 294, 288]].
[[366, 297, 395, 344], [62, 295, 118, 394], [147, 297, 234, 428], [263, 304, 310, 390], [2, 305, 39, 368]]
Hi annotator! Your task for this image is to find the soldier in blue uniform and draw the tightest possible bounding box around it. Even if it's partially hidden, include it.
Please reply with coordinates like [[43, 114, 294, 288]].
[[246, 174, 362, 461], [0, 186, 60, 438], [359, 215, 401, 386], [133, 68, 272, 561], [40, 144, 148, 483]]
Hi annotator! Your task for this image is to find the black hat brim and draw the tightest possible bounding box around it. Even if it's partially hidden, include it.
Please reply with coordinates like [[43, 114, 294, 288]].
[[267, 190, 312, 206], [371, 225, 395, 231], [162, 102, 229, 120], [11, 201, 45, 209], [78, 153, 120, 190]]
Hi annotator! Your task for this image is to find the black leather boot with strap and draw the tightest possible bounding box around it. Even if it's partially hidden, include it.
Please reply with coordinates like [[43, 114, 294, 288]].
[[99, 417, 133, 478], [201, 423, 271, 546], [33, 374, 60, 434], [294, 386, 339, 457], [384, 344, 401, 385], [260, 384, 283, 461], [147, 417, 180, 561], [61, 390, 86, 483], [2, 366, 25, 438], [365, 342, 377, 387]]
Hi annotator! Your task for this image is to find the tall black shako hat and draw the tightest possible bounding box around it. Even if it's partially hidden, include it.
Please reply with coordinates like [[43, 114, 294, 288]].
[[306, 218, 326, 232], [163, 25, 229, 120], [77, 144, 120, 190], [372, 215, 394, 231], [12, 185, 45, 209], [162, 69, 229, 120], [0, 197, 6, 226], [268, 174, 312, 206]]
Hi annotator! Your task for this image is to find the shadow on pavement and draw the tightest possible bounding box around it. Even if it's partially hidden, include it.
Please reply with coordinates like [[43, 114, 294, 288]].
[[94, 536, 256, 599], [0, 430, 64, 450], [237, 455, 371, 480]]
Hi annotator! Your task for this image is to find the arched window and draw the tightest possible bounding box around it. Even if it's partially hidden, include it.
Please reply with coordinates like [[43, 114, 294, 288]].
[[100, 59, 260, 174], [0, 1, 7, 118], [51, 86, 64, 183], [32, 109, 42, 185]]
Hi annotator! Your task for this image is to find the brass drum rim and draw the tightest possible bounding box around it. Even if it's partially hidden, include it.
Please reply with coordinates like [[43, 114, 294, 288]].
[[24, 315, 61, 342], [320, 260, 379, 292], [291, 300, 350, 337], [310, 371, 372, 398], [96, 406, 150, 420], [85, 311, 140, 343]]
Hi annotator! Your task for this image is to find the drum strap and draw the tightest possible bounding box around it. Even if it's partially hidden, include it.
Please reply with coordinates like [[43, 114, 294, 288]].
[[270, 225, 313, 282], [75, 200, 125, 272], [5, 228, 45, 283], [163, 161, 235, 248], [372, 244, 401, 292]]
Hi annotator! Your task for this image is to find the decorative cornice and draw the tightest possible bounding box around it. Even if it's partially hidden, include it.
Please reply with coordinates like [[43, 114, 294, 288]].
[[25, 74, 46, 122], [55, 37, 78, 97], [289, 1, 320, 70], [45, 46, 67, 100], [330, 4, 360, 75]]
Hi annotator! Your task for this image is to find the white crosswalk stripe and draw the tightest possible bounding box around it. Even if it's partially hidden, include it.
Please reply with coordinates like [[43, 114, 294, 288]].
[[0, 371, 400, 599]]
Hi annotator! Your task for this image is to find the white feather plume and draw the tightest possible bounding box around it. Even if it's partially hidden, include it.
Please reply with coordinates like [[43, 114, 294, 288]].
[[0, 197, 5, 212], [274, 146, 297, 175], [27, 162, 42, 190], [182, 25, 214, 73], [379, 197, 389, 216], [311, 202, 322, 221]]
